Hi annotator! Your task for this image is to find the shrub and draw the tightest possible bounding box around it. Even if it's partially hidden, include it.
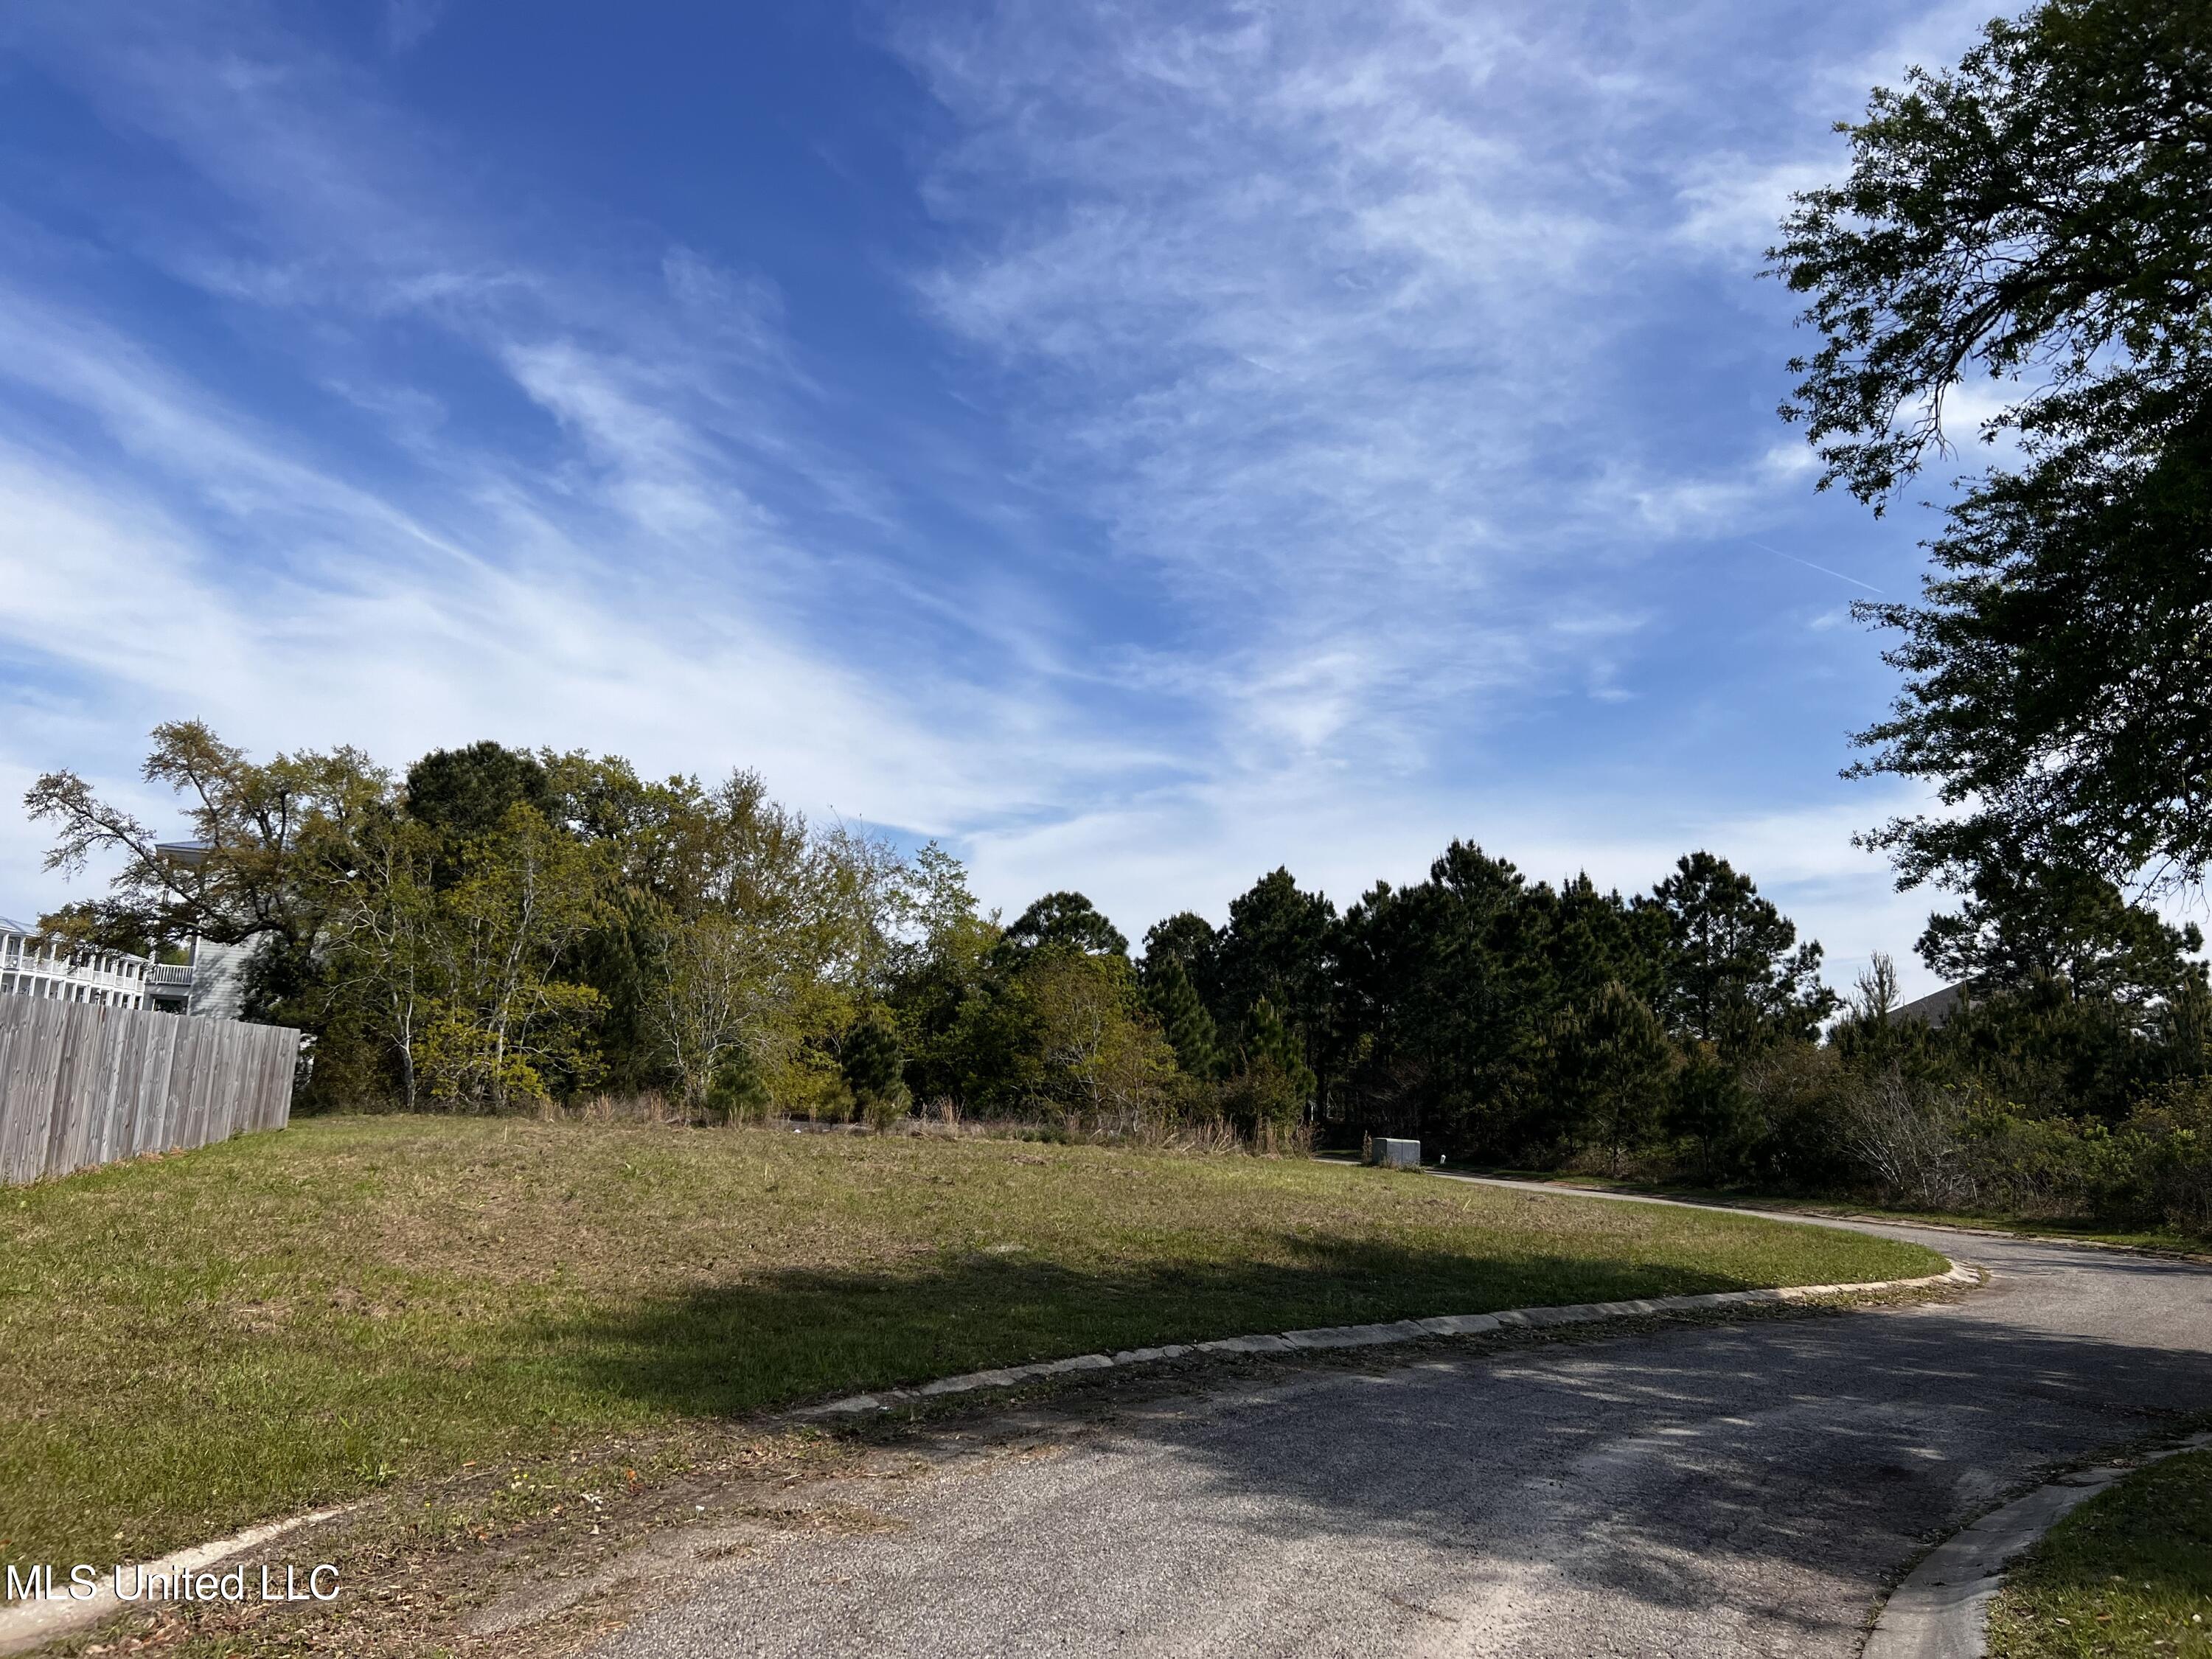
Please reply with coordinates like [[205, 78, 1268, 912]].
[[840, 1017, 910, 1131], [2116, 1080, 2212, 1234], [704, 1048, 771, 1124]]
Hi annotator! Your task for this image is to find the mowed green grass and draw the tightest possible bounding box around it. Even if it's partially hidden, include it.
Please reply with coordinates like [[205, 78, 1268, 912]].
[[1988, 1449, 2212, 1658], [0, 1115, 1942, 1568]]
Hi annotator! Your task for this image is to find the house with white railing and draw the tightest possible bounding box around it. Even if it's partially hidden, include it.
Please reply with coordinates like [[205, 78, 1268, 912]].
[[0, 917, 152, 1009]]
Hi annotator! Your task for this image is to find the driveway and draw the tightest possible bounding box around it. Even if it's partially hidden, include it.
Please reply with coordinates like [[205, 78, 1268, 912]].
[[591, 1200, 2212, 1658]]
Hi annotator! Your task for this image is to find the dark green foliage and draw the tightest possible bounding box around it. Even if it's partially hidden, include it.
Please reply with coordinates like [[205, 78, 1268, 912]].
[[840, 1017, 905, 1105], [1546, 982, 1675, 1172], [705, 1047, 770, 1123], [1212, 870, 1338, 1053], [1773, 0, 2212, 504], [1141, 911, 1222, 1008], [1853, 408, 2212, 893], [1772, 0, 2212, 896], [1938, 977, 2157, 1124], [1142, 911, 1220, 970], [1326, 846, 1679, 1162], [404, 742, 557, 849], [1238, 997, 1312, 1096], [930, 989, 1043, 1117], [580, 885, 673, 1094], [997, 891, 1128, 960], [1668, 1042, 1763, 1184], [1643, 852, 1836, 1049], [2154, 974, 2212, 1082], [1144, 955, 1220, 1079], [1220, 997, 1315, 1138], [1332, 844, 1540, 1152], [1918, 855, 2203, 1003]]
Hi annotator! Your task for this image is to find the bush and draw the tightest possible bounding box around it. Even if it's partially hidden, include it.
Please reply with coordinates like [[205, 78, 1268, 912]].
[[1668, 1043, 1763, 1183], [2115, 1080, 2212, 1235], [1730, 1042, 1857, 1191], [704, 1048, 771, 1124], [840, 1017, 911, 1131], [1215, 1054, 1308, 1141]]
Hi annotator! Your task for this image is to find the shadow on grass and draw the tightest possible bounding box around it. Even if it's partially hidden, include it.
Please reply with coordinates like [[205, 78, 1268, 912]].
[[546, 1238, 1792, 1421]]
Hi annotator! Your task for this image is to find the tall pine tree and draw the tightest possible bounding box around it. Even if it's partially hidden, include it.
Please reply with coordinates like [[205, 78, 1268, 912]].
[[1144, 955, 1220, 1078]]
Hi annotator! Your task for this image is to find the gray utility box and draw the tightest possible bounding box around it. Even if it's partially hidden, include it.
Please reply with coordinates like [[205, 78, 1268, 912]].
[[1366, 1137, 1421, 1168]]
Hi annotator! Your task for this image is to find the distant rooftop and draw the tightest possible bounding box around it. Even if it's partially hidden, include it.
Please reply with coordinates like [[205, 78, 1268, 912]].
[[1895, 982, 1966, 1027]]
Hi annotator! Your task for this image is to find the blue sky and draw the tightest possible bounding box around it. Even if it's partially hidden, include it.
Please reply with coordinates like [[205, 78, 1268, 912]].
[[0, 0, 2006, 993]]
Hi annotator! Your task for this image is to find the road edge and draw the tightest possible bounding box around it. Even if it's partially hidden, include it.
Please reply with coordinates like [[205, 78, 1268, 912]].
[[0, 1502, 361, 1658], [793, 1256, 1979, 1419], [1862, 1431, 2212, 1659]]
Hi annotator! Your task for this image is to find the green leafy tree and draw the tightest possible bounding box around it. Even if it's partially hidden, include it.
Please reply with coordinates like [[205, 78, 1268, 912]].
[[405, 741, 558, 883], [2155, 972, 2212, 1082], [638, 772, 907, 1115], [1141, 911, 1223, 1006], [1335, 845, 1557, 1154], [417, 803, 609, 1108], [1669, 1040, 1762, 1184], [1772, 0, 2212, 895], [1018, 950, 1175, 1123], [315, 808, 443, 1107], [1213, 869, 1337, 1047], [885, 847, 1006, 1110], [26, 722, 384, 974]]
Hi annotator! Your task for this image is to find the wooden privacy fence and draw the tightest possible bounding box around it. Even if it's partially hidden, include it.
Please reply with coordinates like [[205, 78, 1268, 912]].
[[0, 995, 301, 1184]]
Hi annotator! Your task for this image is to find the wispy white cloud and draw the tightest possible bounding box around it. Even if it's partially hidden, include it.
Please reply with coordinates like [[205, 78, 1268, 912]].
[[0, 0, 2014, 985], [891, 1, 1936, 768], [0, 4, 1128, 905], [1672, 156, 1834, 260]]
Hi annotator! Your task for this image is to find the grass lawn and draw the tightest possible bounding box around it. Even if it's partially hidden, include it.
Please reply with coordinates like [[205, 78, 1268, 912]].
[[1987, 1449, 2212, 1658], [0, 1114, 1943, 1571]]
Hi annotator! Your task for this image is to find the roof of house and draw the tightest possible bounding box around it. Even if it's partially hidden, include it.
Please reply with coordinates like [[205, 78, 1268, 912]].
[[1894, 981, 1966, 1026]]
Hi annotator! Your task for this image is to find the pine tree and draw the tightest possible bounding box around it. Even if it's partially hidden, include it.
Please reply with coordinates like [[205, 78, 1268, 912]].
[[1144, 955, 1220, 1078], [1242, 997, 1315, 1105]]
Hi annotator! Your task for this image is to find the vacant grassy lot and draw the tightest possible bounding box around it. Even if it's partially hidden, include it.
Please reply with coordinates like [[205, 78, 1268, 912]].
[[0, 1115, 1941, 1568], [1988, 1448, 2212, 1658]]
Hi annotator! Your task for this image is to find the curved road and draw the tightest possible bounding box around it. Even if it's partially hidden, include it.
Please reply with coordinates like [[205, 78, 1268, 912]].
[[592, 1197, 2212, 1659]]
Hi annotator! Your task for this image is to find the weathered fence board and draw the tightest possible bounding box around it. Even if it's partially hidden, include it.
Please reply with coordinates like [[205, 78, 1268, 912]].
[[0, 995, 299, 1183]]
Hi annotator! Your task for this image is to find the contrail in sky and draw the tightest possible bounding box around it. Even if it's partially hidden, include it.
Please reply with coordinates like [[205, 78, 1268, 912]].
[[1746, 539, 1884, 595]]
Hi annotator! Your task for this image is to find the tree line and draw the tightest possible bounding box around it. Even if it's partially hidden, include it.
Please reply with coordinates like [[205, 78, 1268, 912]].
[[21, 723, 1838, 1153], [27, 724, 2212, 1233]]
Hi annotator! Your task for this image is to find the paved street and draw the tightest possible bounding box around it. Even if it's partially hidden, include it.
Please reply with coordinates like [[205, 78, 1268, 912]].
[[594, 1203, 2212, 1658]]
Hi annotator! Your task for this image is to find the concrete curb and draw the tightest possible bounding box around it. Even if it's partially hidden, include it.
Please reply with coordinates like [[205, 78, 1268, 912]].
[[1864, 1431, 2212, 1659], [0, 1501, 361, 1658], [794, 1259, 1980, 1419]]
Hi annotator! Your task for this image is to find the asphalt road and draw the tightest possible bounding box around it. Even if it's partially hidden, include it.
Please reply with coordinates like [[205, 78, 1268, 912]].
[[591, 1201, 2212, 1659]]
